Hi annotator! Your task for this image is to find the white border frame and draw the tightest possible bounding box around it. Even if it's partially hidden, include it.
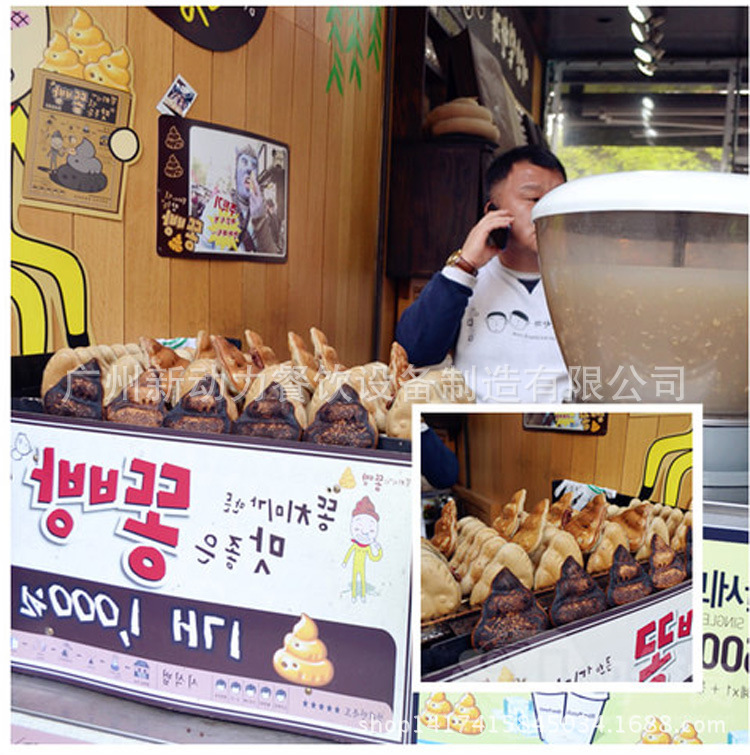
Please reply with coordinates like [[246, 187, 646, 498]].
[[410, 402, 703, 695]]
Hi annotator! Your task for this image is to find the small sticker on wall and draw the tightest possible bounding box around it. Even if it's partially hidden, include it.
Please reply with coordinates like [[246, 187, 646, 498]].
[[157, 75, 197, 117]]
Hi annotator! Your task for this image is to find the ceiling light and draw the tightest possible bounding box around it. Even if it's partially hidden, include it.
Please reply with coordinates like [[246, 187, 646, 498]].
[[645, 127, 658, 138], [636, 61, 656, 77], [628, 6, 652, 24], [634, 43, 664, 64], [630, 20, 649, 43], [641, 96, 655, 110]]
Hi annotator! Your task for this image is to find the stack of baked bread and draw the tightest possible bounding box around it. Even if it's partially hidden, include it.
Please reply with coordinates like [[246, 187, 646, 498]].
[[39, 329, 473, 448], [421, 489, 692, 638], [423, 97, 500, 144]]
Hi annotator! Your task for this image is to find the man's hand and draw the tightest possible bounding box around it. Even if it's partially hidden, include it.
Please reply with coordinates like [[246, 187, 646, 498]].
[[247, 172, 265, 220], [459, 206, 514, 271]]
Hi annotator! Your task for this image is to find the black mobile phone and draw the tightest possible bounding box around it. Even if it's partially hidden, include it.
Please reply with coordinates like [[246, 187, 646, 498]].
[[487, 203, 509, 249]]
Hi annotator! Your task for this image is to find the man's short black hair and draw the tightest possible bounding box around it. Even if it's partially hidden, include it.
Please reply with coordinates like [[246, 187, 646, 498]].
[[484, 145, 567, 200]]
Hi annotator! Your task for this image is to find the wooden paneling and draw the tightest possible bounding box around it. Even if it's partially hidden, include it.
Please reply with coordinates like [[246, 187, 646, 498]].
[[13, 7, 388, 365], [463, 412, 694, 512]]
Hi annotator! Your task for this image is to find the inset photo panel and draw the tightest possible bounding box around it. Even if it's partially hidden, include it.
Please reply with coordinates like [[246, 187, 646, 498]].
[[412, 404, 701, 696]]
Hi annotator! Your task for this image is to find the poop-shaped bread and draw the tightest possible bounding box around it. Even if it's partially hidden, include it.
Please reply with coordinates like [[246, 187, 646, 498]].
[[43, 358, 103, 419], [163, 373, 233, 433], [533, 529, 583, 590], [549, 556, 607, 626], [419, 692, 453, 730], [303, 386, 378, 447], [547, 491, 573, 528], [609, 503, 652, 552], [649, 534, 687, 590], [231, 382, 305, 441], [639, 717, 672, 744], [421, 539, 461, 621], [492, 489, 526, 539], [586, 520, 630, 574], [105, 367, 168, 427], [471, 568, 548, 652], [431, 498, 458, 559], [606, 545, 653, 606], [672, 722, 702, 744], [511, 498, 549, 554], [449, 693, 486, 735], [563, 494, 608, 553], [272, 613, 334, 687]]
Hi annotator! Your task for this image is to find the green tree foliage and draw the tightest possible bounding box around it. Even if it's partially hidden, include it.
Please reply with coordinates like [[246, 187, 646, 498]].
[[557, 146, 724, 180]]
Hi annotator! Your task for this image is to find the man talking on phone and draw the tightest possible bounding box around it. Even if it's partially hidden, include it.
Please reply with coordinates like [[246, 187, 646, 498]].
[[395, 145, 571, 403]]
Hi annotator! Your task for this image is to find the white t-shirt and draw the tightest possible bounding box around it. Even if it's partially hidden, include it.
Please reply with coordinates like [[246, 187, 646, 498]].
[[443, 257, 571, 403]]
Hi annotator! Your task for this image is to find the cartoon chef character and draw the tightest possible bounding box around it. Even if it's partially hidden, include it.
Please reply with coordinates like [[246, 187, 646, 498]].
[[342, 496, 383, 603]]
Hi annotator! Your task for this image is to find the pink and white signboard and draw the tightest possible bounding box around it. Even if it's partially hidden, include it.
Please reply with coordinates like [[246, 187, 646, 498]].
[[10, 414, 413, 744]]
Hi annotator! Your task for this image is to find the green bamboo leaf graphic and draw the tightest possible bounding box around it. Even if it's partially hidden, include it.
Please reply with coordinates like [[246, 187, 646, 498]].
[[349, 58, 362, 90], [326, 66, 343, 95]]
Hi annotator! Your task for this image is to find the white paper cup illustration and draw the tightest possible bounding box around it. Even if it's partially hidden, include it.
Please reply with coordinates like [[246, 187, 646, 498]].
[[562, 692, 610, 744], [531, 691, 567, 744]]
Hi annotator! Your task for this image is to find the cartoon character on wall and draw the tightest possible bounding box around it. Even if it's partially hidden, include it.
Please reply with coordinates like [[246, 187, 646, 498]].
[[11, 7, 140, 355], [11, 6, 90, 354], [342, 496, 383, 603]]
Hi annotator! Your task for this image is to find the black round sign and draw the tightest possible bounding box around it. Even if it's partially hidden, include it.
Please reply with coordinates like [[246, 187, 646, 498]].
[[149, 7, 267, 52]]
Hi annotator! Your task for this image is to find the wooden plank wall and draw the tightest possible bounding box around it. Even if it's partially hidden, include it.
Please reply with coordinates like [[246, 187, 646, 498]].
[[13, 6, 389, 367], [462, 412, 694, 509]]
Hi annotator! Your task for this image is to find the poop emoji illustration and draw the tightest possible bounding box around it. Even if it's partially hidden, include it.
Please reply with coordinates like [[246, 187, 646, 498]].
[[272, 613, 334, 687], [84, 47, 132, 92], [419, 692, 453, 730], [672, 722, 702, 744], [41, 31, 84, 77], [449, 693, 486, 735], [49, 138, 107, 193], [339, 467, 356, 489], [639, 717, 672, 744], [67, 8, 112, 64]]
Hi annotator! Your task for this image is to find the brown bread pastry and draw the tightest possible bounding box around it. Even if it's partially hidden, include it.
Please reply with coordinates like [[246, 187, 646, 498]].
[[511, 498, 550, 554], [231, 382, 305, 441], [586, 520, 630, 574], [460, 534, 507, 597], [635, 516, 670, 560], [454, 527, 498, 580], [533, 530, 584, 590], [194, 330, 215, 360], [671, 512, 693, 552], [139, 337, 190, 403], [244, 329, 279, 371], [492, 489, 527, 540], [421, 540, 462, 621], [163, 373, 233, 433], [302, 386, 378, 448], [388, 341, 411, 395], [471, 568, 548, 652], [563, 494, 608, 554], [547, 492, 574, 528], [308, 367, 387, 432], [43, 358, 103, 419], [549, 556, 607, 626], [607, 544, 653, 606], [448, 520, 488, 575], [310, 326, 345, 375], [665, 507, 685, 538], [609, 504, 651, 553], [105, 367, 167, 427], [431, 498, 458, 559], [470, 542, 534, 605], [649, 534, 687, 590], [211, 334, 256, 398], [102, 353, 145, 405]]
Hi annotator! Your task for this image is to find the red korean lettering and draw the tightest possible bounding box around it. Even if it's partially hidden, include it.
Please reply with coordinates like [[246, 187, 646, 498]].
[[45, 508, 74, 539], [156, 463, 190, 510], [678, 610, 693, 639], [30, 446, 55, 503], [639, 650, 672, 682], [89, 465, 118, 505], [128, 545, 166, 582], [58, 459, 86, 498], [125, 459, 156, 506], [123, 510, 179, 547], [635, 620, 656, 660], [658, 612, 675, 648]]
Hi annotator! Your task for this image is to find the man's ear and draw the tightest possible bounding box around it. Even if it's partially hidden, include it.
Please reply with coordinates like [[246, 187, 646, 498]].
[[484, 201, 498, 214]]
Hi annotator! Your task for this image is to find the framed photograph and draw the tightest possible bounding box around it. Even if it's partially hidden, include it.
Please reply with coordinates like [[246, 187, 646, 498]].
[[157, 115, 288, 262], [22, 69, 132, 217], [523, 411, 608, 435]]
